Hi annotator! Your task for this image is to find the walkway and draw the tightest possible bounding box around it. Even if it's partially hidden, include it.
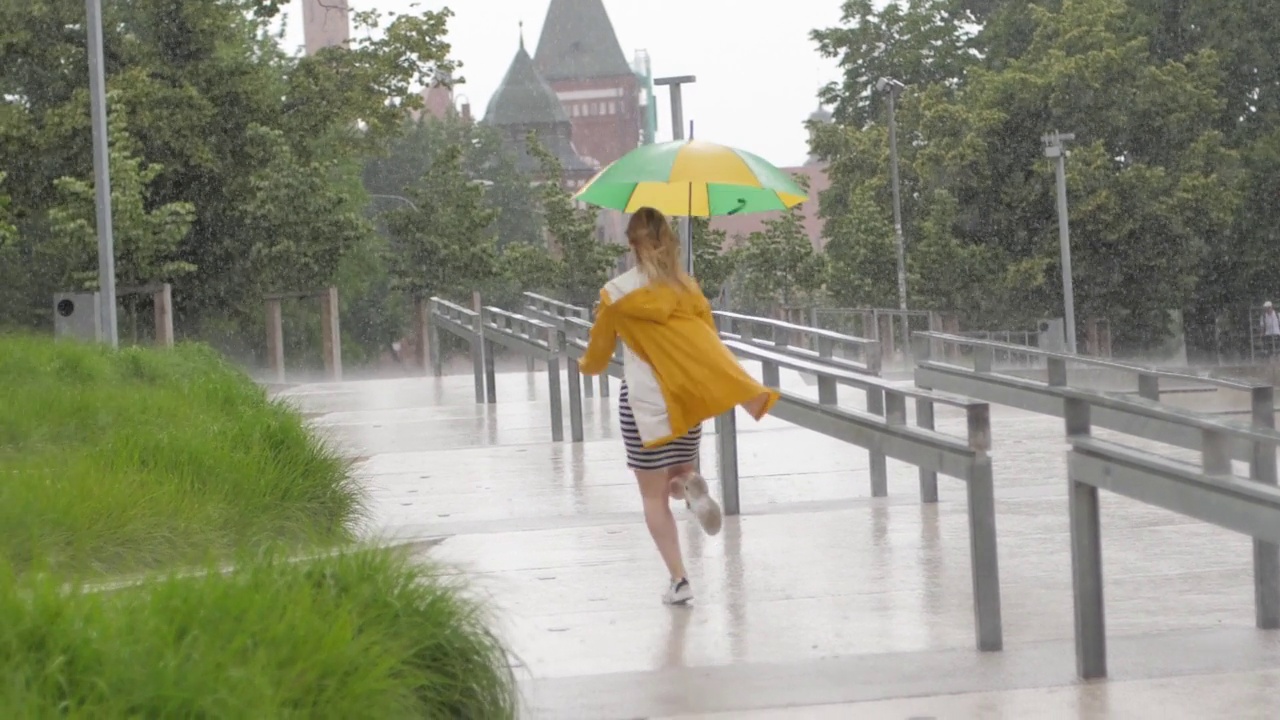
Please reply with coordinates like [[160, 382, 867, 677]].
[[280, 364, 1280, 719]]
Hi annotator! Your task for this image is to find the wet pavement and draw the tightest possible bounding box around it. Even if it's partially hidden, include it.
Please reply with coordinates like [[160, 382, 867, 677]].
[[279, 362, 1280, 719]]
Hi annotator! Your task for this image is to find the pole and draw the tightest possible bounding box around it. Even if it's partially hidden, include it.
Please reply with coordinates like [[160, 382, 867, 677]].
[[655, 75, 697, 274], [1044, 131, 1078, 354], [86, 0, 118, 348], [887, 89, 907, 312]]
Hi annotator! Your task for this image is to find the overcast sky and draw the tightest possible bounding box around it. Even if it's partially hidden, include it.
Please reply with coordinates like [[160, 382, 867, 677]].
[[276, 0, 847, 168]]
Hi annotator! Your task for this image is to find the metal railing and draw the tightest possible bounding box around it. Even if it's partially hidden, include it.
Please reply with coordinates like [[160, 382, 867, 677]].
[[714, 311, 882, 376], [913, 331, 1266, 461], [716, 337, 1003, 651], [523, 291, 610, 399], [437, 295, 1003, 650], [429, 298, 569, 442], [1061, 383, 1279, 679]]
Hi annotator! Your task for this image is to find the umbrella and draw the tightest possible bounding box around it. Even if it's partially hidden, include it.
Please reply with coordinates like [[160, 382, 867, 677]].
[[573, 139, 808, 217]]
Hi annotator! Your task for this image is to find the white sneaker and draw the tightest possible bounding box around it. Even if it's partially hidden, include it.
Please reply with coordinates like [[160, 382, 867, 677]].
[[681, 472, 723, 536], [663, 577, 693, 605]]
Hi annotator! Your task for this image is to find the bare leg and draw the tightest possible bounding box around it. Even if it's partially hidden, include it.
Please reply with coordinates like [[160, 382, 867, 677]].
[[636, 468, 686, 581]]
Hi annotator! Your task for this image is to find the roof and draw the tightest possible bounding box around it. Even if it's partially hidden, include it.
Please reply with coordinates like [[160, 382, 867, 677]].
[[484, 41, 570, 127], [534, 0, 633, 82]]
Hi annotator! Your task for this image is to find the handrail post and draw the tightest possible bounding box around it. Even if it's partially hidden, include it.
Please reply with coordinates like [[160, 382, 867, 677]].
[[480, 312, 497, 405], [716, 410, 740, 516], [471, 311, 487, 404], [867, 342, 883, 376], [564, 329, 584, 443], [974, 345, 994, 373], [1047, 357, 1068, 387], [1250, 386, 1280, 629], [762, 359, 781, 388], [547, 327, 564, 442], [965, 401, 1002, 651], [428, 303, 444, 378], [866, 388, 888, 497], [1065, 396, 1106, 679], [817, 336, 839, 405], [1137, 372, 1160, 401]]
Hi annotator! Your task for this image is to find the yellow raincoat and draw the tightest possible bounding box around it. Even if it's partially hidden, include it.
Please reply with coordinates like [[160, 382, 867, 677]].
[[579, 270, 779, 448]]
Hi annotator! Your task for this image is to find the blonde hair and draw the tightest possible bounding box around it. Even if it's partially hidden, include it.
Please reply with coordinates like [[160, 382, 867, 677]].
[[627, 207, 691, 289]]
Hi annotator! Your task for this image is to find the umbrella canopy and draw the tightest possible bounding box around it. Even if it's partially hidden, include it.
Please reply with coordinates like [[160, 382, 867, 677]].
[[573, 139, 808, 217]]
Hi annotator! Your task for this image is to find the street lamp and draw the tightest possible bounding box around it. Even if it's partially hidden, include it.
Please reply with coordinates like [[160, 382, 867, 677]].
[[1043, 131, 1078, 354], [876, 77, 908, 314], [86, 0, 118, 347], [370, 194, 420, 212], [655, 75, 697, 274]]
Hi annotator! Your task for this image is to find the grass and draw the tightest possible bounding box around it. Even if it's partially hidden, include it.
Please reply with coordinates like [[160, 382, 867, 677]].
[[0, 549, 518, 718], [0, 334, 363, 579]]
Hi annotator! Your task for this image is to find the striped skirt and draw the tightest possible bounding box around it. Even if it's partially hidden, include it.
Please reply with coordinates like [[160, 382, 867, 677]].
[[619, 381, 702, 471]]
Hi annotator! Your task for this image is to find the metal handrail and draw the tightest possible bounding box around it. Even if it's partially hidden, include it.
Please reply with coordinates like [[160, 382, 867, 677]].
[[916, 330, 1259, 391]]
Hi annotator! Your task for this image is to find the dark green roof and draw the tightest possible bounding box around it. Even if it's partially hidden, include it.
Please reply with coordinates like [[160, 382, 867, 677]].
[[534, 0, 632, 82], [484, 42, 570, 126]]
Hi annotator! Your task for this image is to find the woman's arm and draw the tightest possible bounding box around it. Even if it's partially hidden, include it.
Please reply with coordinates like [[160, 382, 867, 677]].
[[579, 290, 618, 375]]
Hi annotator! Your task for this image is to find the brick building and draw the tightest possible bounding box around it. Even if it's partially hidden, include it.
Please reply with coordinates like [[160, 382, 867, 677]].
[[533, 0, 642, 169]]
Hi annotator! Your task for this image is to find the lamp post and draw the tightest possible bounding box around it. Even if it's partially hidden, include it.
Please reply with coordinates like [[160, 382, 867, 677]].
[[655, 75, 697, 274], [876, 77, 908, 313], [1043, 131, 1078, 354], [86, 0, 118, 347]]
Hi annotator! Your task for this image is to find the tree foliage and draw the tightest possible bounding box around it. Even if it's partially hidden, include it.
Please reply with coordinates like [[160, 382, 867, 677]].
[[691, 218, 737, 303], [382, 144, 497, 304], [44, 108, 196, 293], [813, 0, 1244, 352], [529, 135, 624, 305], [733, 204, 828, 313], [0, 0, 456, 357]]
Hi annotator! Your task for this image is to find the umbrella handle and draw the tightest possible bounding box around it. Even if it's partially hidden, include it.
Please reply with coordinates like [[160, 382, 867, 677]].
[[726, 198, 747, 216]]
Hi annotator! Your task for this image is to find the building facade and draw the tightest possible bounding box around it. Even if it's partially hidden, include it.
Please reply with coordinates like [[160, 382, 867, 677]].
[[483, 38, 598, 190], [534, 0, 642, 169], [301, 0, 350, 55]]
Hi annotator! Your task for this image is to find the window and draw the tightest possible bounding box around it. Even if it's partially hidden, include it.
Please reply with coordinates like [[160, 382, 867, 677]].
[[609, 101, 618, 115]]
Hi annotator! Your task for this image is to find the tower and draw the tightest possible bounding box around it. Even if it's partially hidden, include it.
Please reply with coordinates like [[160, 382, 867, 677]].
[[301, 0, 350, 55], [534, 0, 641, 168], [484, 33, 596, 189]]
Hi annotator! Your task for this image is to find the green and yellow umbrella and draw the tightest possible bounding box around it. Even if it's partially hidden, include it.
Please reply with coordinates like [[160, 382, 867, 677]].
[[573, 139, 808, 217]]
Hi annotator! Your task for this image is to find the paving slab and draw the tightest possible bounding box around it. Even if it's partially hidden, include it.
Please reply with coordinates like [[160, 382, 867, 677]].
[[278, 364, 1280, 719]]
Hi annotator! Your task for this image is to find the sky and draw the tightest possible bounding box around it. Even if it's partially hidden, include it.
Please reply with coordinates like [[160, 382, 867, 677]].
[[276, 0, 848, 168]]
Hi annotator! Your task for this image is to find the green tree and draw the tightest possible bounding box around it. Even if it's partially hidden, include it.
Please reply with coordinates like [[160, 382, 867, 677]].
[[0, 172, 14, 246], [382, 144, 497, 304], [0, 0, 458, 353], [528, 135, 624, 305], [814, 0, 1239, 349], [44, 109, 196, 293], [733, 206, 828, 313], [691, 218, 737, 303]]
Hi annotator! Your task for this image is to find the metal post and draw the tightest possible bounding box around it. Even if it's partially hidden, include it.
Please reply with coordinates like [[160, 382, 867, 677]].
[[880, 77, 908, 316], [866, 388, 888, 497], [967, 453, 1003, 652], [85, 0, 118, 348], [1044, 131, 1078, 354], [468, 314, 485, 402], [1137, 373, 1160, 402], [716, 411, 740, 516], [656, 75, 697, 274], [567, 354, 584, 442], [916, 395, 939, 503], [1064, 396, 1105, 678], [1250, 386, 1280, 628], [547, 354, 564, 443]]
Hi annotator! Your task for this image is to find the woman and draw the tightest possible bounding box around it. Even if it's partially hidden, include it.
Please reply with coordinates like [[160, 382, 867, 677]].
[[579, 207, 779, 605]]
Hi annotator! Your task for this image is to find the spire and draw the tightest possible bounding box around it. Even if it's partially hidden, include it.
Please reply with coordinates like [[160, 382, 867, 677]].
[[534, 0, 632, 82], [519, 21, 525, 52], [484, 41, 570, 127]]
